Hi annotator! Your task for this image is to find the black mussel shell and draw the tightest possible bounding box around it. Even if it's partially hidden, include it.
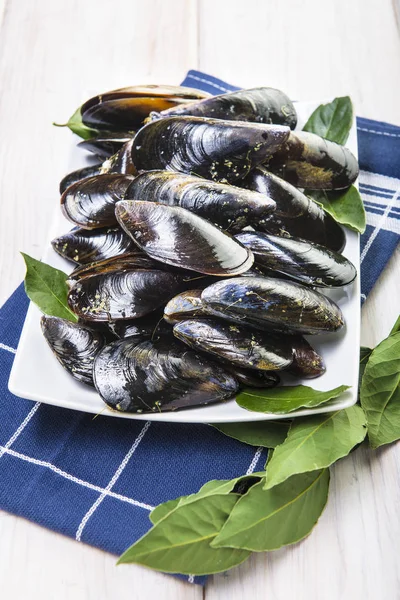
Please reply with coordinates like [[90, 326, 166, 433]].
[[59, 163, 103, 195], [115, 201, 254, 276], [93, 339, 238, 413], [61, 174, 135, 229], [124, 170, 276, 232], [235, 231, 357, 287], [289, 335, 326, 378], [231, 368, 280, 388], [131, 116, 290, 184], [173, 317, 293, 371], [81, 85, 210, 131], [267, 131, 359, 190], [151, 87, 297, 129], [164, 290, 205, 324], [201, 276, 344, 335], [68, 252, 159, 281], [51, 226, 138, 265], [104, 139, 137, 176], [41, 316, 104, 385], [78, 133, 132, 159], [110, 311, 168, 341], [68, 269, 185, 322], [241, 167, 346, 253]]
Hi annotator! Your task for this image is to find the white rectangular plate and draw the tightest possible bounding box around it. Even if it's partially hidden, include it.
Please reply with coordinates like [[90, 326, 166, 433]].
[[9, 99, 360, 423]]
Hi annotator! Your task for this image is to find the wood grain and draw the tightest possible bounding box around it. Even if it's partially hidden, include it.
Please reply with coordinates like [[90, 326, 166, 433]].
[[0, 0, 399, 598]]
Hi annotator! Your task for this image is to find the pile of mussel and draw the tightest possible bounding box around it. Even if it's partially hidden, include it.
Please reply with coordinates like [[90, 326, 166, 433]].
[[43, 84, 358, 414]]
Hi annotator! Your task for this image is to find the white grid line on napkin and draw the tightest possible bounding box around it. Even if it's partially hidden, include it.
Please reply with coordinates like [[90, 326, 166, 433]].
[[0, 402, 41, 459], [361, 185, 400, 263], [0, 343, 16, 354]]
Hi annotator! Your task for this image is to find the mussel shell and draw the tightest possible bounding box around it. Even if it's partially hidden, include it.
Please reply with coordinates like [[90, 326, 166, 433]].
[[51, 226, 138, 265], [78, 133, 132, 159], [124, 170, 276, 232], [110, 311, 168, 341], [267, 131, 359, 190], [164, 289, 205, 324], [68, 252, 159, 281], [41, 316, 104, 385], [93, 339, 238, 413], [232, 368, 280, 388], [61, 174, 135, 229], [104, 139, 137, 176], [241, 167, 346, 253], [115, 201, 254, 276], [235, 231, 357, 287], [59, 163, 103, 195], [173, 318, 293, 371], [201, 276, 344, 335], [152, 87, 297, 129], [131, 116, 290, 184], [289, 335, 326, 378], [68, 269, 185, 322], [81, 85, 210, 131]]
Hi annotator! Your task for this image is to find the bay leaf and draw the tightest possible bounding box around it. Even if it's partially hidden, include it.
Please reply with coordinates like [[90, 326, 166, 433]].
[[236, 384, 350, 415], [22, 253, 78, 322], [359, 346, 372, 387], [308, 187, 366, 234], [212, 470, 330, 552], [303, 96, 353, 145], [390, 314, 400, 336], [360, 331, 400, 449], [263, 405, 367, 489], [118, 494, 251, 575], [212, 421, 290, 448], [53, 106, 99, 140]]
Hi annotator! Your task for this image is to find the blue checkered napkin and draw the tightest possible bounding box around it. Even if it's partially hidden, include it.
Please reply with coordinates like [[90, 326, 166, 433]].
[[0, 72, 398, 587], [182, 71, 400, 303]]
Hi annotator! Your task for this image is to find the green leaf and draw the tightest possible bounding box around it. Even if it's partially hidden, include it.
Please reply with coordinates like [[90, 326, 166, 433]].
[[212, 421, 290, 448], [236, 384, 350, 415], [308, 186, 366, 234], [149, 498, 182, 525], [303, 96, 353, 145], [118, 494, 251, 575], [390, 314, 400, 336], [263, 406, 367, 489], [212, 470, 330, 552], [22, 253, 78, 322], [53, 106, 99, 140], [359, 346, 373, 386], [360, 331, 400, 449]]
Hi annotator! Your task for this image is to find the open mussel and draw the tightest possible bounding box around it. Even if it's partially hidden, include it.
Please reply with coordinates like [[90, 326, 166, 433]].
[[81, 85, 210, 131], [77, 133, 132, 159], [124, 171, 276, 232], [164, 290, 206, 324], [131, 116, 290, 184], [150, 87, 297, 129], [115, 201, 254, 276], [201, 276, 344, 335], [93, 339, 238, 413], [241, 167, 346, 252], [68, 269, 185, 322], [52, 226, 138, 265], [173, 318, 293, 371], [289, 335, 326, 378], [267, 131, 359, 190], [41, 316, 104, 385], [236, 231, 357, 287], [69, 252, 159, 281], [61, 174, 135, 229]]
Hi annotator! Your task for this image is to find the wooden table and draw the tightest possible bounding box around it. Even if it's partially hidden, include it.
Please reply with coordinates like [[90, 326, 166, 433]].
[[0, 0, 399, 598]]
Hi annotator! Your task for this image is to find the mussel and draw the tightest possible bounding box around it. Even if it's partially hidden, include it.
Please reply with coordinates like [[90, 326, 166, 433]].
[[115, 201, 254, 276], [41, 316, 104, 385], [173, 318, 293, 371], [59, 163, 103, 195], [93, 339, 238, 412], [150, 87, 297, 129], [68, 252, 159, 281], [289, 336, 326, 378], [201, 276, 344, 335], [78, 133, 132, 159], [230, 368, 280, 388], [68, 269, 185, 321], [61, 174, 135, 229], [51, 226, 138, 265], [241, 167, 346, 253], [164, 290, 205, 324], [110, 311, 167, 341], [235, 231, 357, 287], [81, 85, 210, 131], [267, 131, 359, 189], [131, 116, 290, 184], [124, 171, 276, 232]]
